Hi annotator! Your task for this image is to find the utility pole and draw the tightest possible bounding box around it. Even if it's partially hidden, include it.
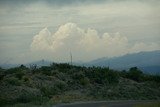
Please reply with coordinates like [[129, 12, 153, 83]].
[[70, 51, 72, 65]]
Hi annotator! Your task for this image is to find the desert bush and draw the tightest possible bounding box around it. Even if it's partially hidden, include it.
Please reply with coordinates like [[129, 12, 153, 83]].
[[4, 77, 21, 86], [5, 65, 28, 75], [30, 64, 38, 74], [128, 67, 143, 82], [80, 77, 90, 86], [15, 71, 25, 80], [55, 72, 67, 81], [0, 68, 5, 81], [72, 71, 85, 80], [40, 66, 52, 76], [0, 86, 42, 106], [54, 80, 67, 91], [52, 63, 71, 71], [22, 76, 30, 83], [107, 70, 119, 84], [40, 80, 67, 98], [40, 86, 59, 98], [151, 75, 160, 83]]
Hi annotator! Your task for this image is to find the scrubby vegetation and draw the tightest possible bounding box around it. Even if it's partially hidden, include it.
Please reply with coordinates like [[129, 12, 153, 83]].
[[0, 63, 160, 106]]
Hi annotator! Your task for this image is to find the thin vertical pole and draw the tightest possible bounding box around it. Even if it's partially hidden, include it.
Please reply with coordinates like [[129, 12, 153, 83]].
[[70, 52, 72, 65]]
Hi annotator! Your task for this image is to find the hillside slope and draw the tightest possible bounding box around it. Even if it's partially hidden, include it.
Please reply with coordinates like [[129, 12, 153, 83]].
[[0, 64, 160, 106], [87, 50, 160, 74]]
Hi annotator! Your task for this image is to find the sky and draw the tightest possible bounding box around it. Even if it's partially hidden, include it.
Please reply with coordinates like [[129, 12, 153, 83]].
[[0, 0, 160, 64]]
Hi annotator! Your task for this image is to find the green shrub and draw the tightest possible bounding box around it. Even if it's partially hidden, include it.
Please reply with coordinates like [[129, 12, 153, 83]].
[[128, 67, 143, 82], [15, 71, 25, 80], [107, 70, 119, 84], [54, 80, 67, 91], [40, 66, 52, 76], [40, 86, 58, 98], [4, 77, 21, 86], [30, 64, 38, 74], [0, 69, 5, 81], [40, 80, 67, 98], [72, 71, 85, 80], [5, 65, 27, 75], [55, 72, 67, 81], [80, 77, 90, 86], [0, 86, 42, 106], [22, 76, 30, 82]]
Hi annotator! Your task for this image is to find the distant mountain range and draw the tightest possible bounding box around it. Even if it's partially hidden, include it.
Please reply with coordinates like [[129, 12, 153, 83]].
[[0, 60, 52, 69], [25, 60, 52, 67], [85, 50, 160, 74], [0, 50, 160, 74]]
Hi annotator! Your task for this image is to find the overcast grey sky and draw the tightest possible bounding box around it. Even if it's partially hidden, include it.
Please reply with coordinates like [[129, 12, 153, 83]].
[[0, 0, 160, 64]]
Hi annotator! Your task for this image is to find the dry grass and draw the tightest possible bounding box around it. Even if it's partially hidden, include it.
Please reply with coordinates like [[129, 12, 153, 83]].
[[134, 101, 160, 107]]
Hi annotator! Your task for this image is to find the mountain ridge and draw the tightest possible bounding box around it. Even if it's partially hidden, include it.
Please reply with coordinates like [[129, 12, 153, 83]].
[[1, 50, 160, 74], [85, 50, 160, 74]]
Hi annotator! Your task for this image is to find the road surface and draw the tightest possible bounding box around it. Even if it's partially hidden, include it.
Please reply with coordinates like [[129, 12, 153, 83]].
[[53, 100, 157, 107]]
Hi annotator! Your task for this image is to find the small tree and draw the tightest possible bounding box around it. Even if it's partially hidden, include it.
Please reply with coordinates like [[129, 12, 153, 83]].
[[128, 67, 143, 82], [30, 64, 37, 74]]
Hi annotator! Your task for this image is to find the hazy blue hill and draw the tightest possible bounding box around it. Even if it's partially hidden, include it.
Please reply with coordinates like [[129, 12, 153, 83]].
[[25, 60, 52, 67], [87, 50, 160, 74], [0, 60, 52, 69], [1, 51, 160, 74], [0, 64, 18, 69]]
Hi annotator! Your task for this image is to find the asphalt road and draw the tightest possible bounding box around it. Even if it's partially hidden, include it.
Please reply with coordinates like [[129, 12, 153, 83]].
[[53, 100, 157, 107]]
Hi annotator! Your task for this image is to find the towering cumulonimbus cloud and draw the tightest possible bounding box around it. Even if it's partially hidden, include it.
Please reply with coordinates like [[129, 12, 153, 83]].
[[30, 22, 160, 61], [31, 27, 52, 51]]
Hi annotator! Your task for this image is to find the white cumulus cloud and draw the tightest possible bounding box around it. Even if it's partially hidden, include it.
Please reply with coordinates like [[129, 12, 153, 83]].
[[30, 22, 160, 62]]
